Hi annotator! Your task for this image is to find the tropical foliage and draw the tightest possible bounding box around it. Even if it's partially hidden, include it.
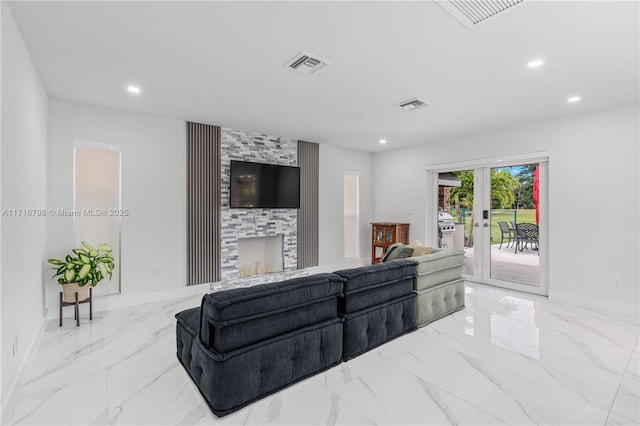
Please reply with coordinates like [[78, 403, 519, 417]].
[[48, 242, 115, 287], [450, 169, 521, 210], [448, 166, 533, 247], [515, 164, 537, 209]]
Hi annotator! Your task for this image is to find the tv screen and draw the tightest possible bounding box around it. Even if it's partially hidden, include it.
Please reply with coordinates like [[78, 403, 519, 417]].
[[230, 160, 300, 208]]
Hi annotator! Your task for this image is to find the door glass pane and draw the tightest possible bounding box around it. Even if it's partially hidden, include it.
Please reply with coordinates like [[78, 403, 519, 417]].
[[441, 169, 474, 276], [489, 164, 539, 286], [74, 144, 121, 296], [344, 172, 359, 259]]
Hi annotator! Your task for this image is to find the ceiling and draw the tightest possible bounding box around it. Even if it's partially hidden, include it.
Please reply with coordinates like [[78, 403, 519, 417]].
[[7, 1, 639, 152]]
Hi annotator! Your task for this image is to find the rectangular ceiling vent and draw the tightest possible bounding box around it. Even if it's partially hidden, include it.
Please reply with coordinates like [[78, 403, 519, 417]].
[[286, 51, 331, 76], [397, 98, 430, 111], [438, 0, 525, 29]]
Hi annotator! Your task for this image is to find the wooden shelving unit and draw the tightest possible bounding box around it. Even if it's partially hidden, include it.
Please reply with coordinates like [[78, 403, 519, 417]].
[[371, 222, 410, 264]]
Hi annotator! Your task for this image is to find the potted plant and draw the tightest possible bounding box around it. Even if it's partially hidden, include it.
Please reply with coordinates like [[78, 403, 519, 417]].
[[48, 242, 115, 303]]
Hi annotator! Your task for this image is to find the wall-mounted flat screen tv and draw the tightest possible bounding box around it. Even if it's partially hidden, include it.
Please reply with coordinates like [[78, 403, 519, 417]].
[[230, 160, 300, 209]]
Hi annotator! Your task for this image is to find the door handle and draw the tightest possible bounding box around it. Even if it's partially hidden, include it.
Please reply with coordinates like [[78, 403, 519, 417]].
[[474, 223, 480, 228], [483, 223, 489, 227]]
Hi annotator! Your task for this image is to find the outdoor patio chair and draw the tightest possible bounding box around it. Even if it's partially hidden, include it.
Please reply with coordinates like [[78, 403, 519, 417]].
[[497, 221, 514, 249], [514, 223, 539, 254]]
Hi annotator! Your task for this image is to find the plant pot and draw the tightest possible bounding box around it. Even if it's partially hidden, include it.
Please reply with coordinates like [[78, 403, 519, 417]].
[[62, 283, 90, 303]]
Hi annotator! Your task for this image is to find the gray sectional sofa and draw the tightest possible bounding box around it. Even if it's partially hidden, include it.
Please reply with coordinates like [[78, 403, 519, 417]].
[[334, 259, 417, 360], [411, 248, 465, 327], [175, 250, 463, 417], [175, 273, 344, 417]]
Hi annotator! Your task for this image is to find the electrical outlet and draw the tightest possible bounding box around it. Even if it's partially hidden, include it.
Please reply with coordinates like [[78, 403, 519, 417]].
[[153, 268, 161, 279], [613, 276, 622, 289]]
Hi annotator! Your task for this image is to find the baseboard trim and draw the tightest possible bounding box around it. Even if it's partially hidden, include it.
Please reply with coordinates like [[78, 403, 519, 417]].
[[1, 314, 48, 425]]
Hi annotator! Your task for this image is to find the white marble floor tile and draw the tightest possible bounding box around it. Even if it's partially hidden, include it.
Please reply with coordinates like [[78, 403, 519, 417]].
[[7, 282, 638, 426], [329, 362, 506, 425], [267, 393, 374, 425], [426, 323, 623, 410], [606, 410, 639, 425], [391, 341, 610, 425], [314, 353, 386, 390], [627, 352, 640, 381], [11, 373, 109, 425], [445, 306, 633, 375], [610, 375, 640, 423], [463, 292, 638, 352], [159, 294, 207, 320], [466, 283, 639, 329], [257, 376, 336, 423]]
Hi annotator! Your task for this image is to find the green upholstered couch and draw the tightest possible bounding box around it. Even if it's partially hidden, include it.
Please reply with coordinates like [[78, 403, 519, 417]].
[[384, 245, 465, 327]]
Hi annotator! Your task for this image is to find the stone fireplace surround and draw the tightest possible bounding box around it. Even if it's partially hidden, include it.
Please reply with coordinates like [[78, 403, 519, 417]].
[[219, 128, 298, 280]]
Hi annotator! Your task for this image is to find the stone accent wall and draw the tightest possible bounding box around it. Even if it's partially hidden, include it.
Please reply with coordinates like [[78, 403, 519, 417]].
[[439, 187, 451, 213], [220, 128, 298, 280]]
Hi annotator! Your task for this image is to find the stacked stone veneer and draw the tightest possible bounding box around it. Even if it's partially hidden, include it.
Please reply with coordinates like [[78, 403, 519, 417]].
[[220, 128, 298, 280]]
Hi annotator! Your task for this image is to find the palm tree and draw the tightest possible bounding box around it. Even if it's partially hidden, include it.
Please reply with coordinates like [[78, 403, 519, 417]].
[[450, 169, 520, 247]]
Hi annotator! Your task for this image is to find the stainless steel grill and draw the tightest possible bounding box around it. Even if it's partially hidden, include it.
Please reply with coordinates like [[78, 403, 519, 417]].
[[438, 210, 456, 248]]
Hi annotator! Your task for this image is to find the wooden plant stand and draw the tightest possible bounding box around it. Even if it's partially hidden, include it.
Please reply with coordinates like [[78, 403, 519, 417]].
[[59, 287, 93, 327]]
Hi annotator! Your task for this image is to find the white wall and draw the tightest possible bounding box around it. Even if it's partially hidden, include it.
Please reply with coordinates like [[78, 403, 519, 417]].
[[46, 100, 186, 314], [373, 104, 640, 316], [1, 0, 49, 409], [319, 144, 373, 266]]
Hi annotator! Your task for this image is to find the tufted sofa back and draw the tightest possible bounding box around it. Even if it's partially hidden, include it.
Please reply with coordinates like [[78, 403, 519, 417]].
[[411, 248, 464, 290], [199, 273, 344, 353], [334, 259, 417, 314]]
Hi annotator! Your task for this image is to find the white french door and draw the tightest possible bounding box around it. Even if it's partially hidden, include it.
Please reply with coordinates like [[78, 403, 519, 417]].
[[427, 154, 548, 296]]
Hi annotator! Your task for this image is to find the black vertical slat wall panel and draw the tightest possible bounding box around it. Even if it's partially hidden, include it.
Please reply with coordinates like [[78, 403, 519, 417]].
[[187, 122, 221, 285], [297, 140, 319, 268]]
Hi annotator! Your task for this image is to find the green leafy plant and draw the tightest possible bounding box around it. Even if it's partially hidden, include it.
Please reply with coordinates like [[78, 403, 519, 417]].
[[48, 242, 115, 287]]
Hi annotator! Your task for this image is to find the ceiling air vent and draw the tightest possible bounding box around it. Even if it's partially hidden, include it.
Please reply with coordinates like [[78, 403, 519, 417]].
[[286, 51, 331, 75], [397, 98, 430, 111], [438, 0, 525, 29]]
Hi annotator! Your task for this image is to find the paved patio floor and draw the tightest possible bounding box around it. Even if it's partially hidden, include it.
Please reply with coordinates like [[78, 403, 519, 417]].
[[463, 242, 539, 286]]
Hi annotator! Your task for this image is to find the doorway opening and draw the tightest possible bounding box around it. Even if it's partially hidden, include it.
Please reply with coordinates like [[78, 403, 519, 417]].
[[429, 154, 548, 296]]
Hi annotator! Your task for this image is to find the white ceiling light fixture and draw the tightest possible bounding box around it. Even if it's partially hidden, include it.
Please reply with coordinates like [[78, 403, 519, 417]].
[[438, 0, 526, 29], [567, 96, 581, 103], [285, 51, 332, 76], [379, 139, 387, 144], [127, 85, 141, 94], [397, 98, 430, 111], [527, 58, 544, 69]]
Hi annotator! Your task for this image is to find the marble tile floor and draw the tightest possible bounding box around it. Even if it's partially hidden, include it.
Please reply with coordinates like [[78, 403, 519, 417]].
[[7, 282, 639, 425]]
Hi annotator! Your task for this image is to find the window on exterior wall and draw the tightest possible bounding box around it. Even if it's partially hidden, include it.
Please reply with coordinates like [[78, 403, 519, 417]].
[[344, 171, 360, 259], [74, 142, 121, 296]]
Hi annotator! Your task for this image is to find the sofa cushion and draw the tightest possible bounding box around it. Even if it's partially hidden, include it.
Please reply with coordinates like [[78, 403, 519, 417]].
[[415, 278, 465, 327], [338, 276, 413, 314], [200, 273, 344, 353], [411, 249, 464, 291], [382, 245, 414, 262], [335, 259, 416, 294], [410, 245, 433, 256], [342, 293, 417, 360], [412, 249, 464, 275], [335, 260, 416, 314]]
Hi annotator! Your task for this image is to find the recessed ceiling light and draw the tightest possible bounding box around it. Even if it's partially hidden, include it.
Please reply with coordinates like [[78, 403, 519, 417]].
[[379, 139, 387, 144], [567, 96, 581, 103], [527, 59, 544, 69], [127, 85, 141, 94]]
